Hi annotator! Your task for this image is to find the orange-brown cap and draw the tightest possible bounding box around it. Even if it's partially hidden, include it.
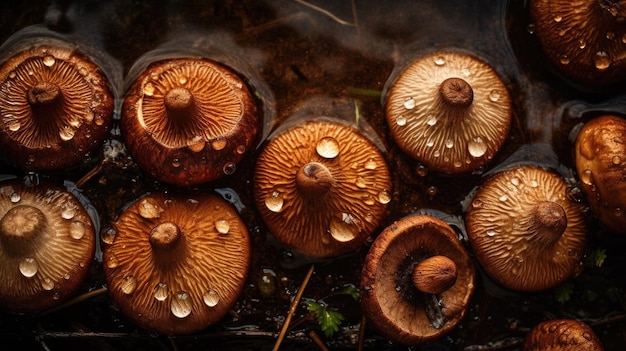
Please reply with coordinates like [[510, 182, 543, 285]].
[[0, 44, 115, 171], [530, 0, 626, 86], [0, 179, 96, 312], [465, 165, 587, 292], [253, 118, 392, 258], [522, 319, 604, 351], [103, 192, 250, 334], [121, 57, 261, 186], [574, 115, 626, 235], [360, 214, 475, 345], [384, 51, 512, 174]]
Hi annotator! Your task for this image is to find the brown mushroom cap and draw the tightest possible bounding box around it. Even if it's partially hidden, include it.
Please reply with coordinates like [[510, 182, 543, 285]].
[[530, 0, 626, 86], [465, 165, 587, 292], [253, 118, 392, 258], [0, 44, 115, 171], [360, 214, 475, 345], [0, 179, 96, 312], [522, 319, 604, 351], [384, 51, 512, 174], [574, 115, 626, 235], [103, 192, 251, 334], [121, 57, 261, 186]]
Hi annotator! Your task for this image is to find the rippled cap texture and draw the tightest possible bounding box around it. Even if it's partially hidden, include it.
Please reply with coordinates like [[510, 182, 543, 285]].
[[0, 44, 115, 171], [360, 214, 475, 345], [121, 57, 261, 186], [0, 179, 95, 312], [253, 118, 392, 258], [522, 319, 604, 351], [530, 0, 626, 86], [384, 51, 512, 174], [103, 192, 250, 334], [465, 165, 587, 292]]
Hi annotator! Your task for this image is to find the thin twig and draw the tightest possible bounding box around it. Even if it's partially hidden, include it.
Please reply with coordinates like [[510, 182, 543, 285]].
[[308, 330, 330, 351], [272, 264, 316, 351], [75, 160, 105, 188], [37, 287, 108, 317], [293, 0, 354, 26], [357, 314, 366, 351]]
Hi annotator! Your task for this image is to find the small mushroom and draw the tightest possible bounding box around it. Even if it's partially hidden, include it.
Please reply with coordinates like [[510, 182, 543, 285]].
[[574, 115, 626, 235], [253, 118, 392, 258], [384, 51, 512, 174], [529, 0, 626, 86], [121, 57, 261, 186], [0, 43, 115, 171], [360, 214, 475, 345], [465, 165, 587, 292], [522, 319, 604, 351], [102, 191, 251, 334], [0, 179, 96, 312]]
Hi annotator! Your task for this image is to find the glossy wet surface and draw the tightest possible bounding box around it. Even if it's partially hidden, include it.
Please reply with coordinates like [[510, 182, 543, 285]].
[[1, 0, 626, 350]]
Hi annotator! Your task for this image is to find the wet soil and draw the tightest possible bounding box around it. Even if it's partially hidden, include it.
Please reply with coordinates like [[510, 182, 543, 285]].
[[1, 1, 626, 350]]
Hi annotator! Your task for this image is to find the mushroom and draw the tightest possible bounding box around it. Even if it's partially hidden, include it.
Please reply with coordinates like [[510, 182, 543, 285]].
[[529, 0, 626, 86], [574, 115, 626, 235], [102, 191, 251, 334], [384, 51, 512, 174], [0, 178, 96, 312], [360, 214, 475, 345], [465, 165, 587, 292], [522, 319, 604, 351], [0, 43, 115, 171], [253, 117, 392, 258], [121, 57, 261, 186]]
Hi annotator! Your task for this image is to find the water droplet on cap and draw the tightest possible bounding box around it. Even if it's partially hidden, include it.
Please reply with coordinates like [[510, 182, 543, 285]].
[[143, 82, 155, 96], [316, 136, 340, 158], [377, 189, 391, 204], [139, 199, 163, 219], [203, 289, 220, 307], [19, 257, 38, 277], [10, 192, 20, 203], [154, 282, 168, 301], [403, 97, 416, 109], [59, 126, 76, 141], [121, 275, 137, 294], [329, 213, 359, 242], [215, 219, 230, 234], [212, 139, 227, 150], [265, 191, 284, 212], [69, 220, 86, 239], [468, 137, 487, 157], [42, 55, 56, 67], [396, 116, 407, 126], [223, 162, 236, 175], [42, 278, 54, 290], [8, 121, 20, 132], [594, 51, 611, 70], [434, 56, 446, 66], [171, 291, 192, 318], [106, 254, 119, 269]]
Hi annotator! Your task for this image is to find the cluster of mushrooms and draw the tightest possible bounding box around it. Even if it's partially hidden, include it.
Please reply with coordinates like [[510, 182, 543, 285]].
[[0, 0, 623, 349]]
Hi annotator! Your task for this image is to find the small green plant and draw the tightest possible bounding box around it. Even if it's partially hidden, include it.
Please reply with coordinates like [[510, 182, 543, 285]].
[[586, 248, 607, 268], [554, 282, 574, 304], [305, 285, 359, 337]]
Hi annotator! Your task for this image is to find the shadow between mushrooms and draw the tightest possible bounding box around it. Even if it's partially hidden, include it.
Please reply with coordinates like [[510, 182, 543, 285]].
[[0, 44, 115, 171], [384, 51, 512, 174], [0, 179, 96, 313], [253, 118, 392, 259], [103, 192, 250, 335], [360, 214, 475, 346], [121, 57, 261, 186], [465, 165, 587, 292]]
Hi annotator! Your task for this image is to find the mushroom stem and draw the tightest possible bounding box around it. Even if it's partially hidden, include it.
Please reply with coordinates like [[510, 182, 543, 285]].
[[439, 77, 473, 108], [0, 205, 47, 242], [164, 87, 195, 114], [27, 82, 61, 105], [295, 162, 336, 197], [411, 255, 458, 295], [149, 222, 182, 251], [531, 201, 568, 246]]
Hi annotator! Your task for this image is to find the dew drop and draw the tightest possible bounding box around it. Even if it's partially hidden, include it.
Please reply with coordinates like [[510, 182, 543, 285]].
[[468, 137, 487, 157], [77, 66, 89, 76], [472, 199, 483, 208], [396, 116, 407, 126], [171, 291, 192, 318], [426, 116, 437, 126], [211, 139, 227, 150], [615, 207, 623, 217], [316, 136, 340, 158], [223, 162, 236, 175], [580, 169, 594, 185], [364, 158, 377, 170], [203, 289, 220, 307], [594, 51, 611, 70], [236, 145, 246, 154], [612, 155, 621, 165], [178, 76, 188, 85], [487, 230, 496, 237], [579, 40, 586, 49], [139, 199, 163, 219], [188, 139, 205, 152], [403, 97, 416, 109], [445, 139, 454, 148], [377, 189, 391, 204], [329, 213, 359, 242], [265, 191, 284, 212], [215, 219, 230, 234], [121, 275, 137, 294], [8, 121, 20, 132], [559, 54, 570, 65], [426, 139, 435, 147], [41, 278, 54, 291], [527, 23, 535, 34], [42, 55, 56, 67], [106, 254, 119, 269], [499, 194, 508, 202], [553, 15, 562, 22], [355, 177, 368, 188], [143, 82, 155, 96], [530, 180, 538, 188], [19, 257, 38, 277], [606, 32, 616, 40], [59, 126, 76, 141], [8, 71, 16, 79], [434, 56, 446, 66], [511, 177, 520, 186], [10, 192, 20, 203], [154, 283, 168, 301], [102, 227, 117, 245], [171, 158, 181, 168], [488, 90, 501, 102], [69, 220, 86, 239]]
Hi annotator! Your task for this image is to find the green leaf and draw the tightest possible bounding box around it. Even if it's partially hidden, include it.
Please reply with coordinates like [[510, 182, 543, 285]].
[[334, 285, 360, 301], [306, 301, 345, 337], [588, 248, 607, 268], [555, 282, 574, 304]]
